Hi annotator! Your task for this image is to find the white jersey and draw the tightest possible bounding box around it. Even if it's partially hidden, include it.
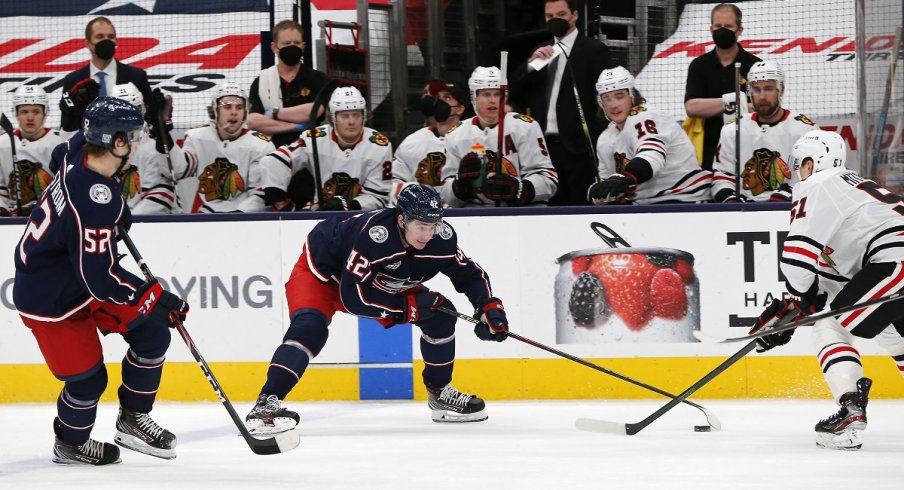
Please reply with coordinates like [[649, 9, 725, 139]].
[[714, 110, 817, 202], [781, 169, 904, 295], [171, 125, 275, 213], [390, 126, 448, 205], [122, 127, 183, 214], [0, 129, 62, 213], [258, 124, 393, 211], [597, 107, 712, 204], [441, 113, 558, 207]]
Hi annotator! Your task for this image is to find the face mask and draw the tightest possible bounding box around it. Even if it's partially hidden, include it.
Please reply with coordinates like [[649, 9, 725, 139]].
[[278, 45, 303, 66], [94, 39, 116, 60], [433, 99, 453, 123], [711, 28, 736, 49], [420, 95, 436, 118], [548, 18, 570, 38]]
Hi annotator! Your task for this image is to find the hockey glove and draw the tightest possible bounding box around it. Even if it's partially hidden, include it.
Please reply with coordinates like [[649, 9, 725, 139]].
[[748, 286, 825, 353], [474, 298, 508, 342], [588, 173, 636, 205], [130, 280, 190, 329], [59, 78, 100, 132], [145, 89, 175, 154], [400, 291, 446, 324], [453, 153, 482, 200], [317, 196, 361, 211], [482, 174, 535, 205]]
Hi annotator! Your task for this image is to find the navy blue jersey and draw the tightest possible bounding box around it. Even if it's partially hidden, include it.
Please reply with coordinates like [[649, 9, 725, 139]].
[[305, 209, 493, 319], [13, 136, 143, 321]]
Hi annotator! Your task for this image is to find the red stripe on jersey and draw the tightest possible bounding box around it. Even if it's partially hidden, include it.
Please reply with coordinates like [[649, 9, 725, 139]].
[[670, 173, 712, 194], [840, 263, 904, 328], [783, 246, 818, 260], [713, 175, 736, 182]]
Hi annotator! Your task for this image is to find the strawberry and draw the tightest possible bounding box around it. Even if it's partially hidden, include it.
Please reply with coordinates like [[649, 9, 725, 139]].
[[674, 257, 695, 284], [587, 253, 657, 330], [650, 268, 688, 319]]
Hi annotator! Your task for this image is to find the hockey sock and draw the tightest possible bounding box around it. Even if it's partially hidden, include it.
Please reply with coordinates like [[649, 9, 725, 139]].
[[119, 349, 165, 413], [818, 342, 863, 402], [419, 316, 456, 390], [57, 366, 107, 445], [262, 312, 329, 399]]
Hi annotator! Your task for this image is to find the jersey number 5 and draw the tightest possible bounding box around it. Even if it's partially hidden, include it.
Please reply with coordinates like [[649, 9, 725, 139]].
[[84, 228, 113, 254]]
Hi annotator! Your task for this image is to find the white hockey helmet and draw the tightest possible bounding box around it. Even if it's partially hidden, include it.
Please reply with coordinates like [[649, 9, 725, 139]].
[[790, 130, 847, 179], [12, 84, 50, 115], [595, 66, 635, 105], [110, 82, 145, 113], [468, 66, 502, 100], [328, 86, 367, 120], [208, 81, 249, 123], [747, 60, 785, 90]]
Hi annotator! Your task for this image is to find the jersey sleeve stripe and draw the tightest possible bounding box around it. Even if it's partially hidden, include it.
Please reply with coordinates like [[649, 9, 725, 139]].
[[783, 246, 819, 260], [784, 234, 824, 250]]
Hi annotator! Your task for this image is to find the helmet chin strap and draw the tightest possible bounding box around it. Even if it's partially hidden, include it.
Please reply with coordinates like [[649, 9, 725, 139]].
[[112, 137, 133, 177]]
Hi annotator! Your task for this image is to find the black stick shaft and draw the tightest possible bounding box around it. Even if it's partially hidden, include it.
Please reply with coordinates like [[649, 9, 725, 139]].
[[733, 62, 741, 199]]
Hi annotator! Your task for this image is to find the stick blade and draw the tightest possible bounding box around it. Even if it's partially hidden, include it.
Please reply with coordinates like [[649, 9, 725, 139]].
[[245, 427, 301, 455], [0, 113, 14, 134], [575, 418, 630, 435]]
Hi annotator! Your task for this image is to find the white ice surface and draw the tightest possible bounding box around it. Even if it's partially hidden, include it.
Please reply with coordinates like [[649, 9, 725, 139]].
[[1, 399, 901, 489]]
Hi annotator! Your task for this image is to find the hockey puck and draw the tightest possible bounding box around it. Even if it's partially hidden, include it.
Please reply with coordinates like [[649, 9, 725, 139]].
[[694, 425, 711, 432]]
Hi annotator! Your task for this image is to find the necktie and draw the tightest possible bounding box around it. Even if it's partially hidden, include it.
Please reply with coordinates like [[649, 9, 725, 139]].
[[96, 72, 107, 97]]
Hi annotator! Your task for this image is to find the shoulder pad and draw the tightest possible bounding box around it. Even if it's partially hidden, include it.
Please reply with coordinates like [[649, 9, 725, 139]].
[[629, 106, 648, 117], [369, 132, 390, 147], [252, 131, 271, 142], [794, 114, 816, 126], [514, 113, 534, 123]]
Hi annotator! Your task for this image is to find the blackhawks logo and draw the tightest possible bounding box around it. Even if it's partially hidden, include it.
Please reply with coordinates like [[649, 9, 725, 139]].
[[742, 148, 791, 195], [322, 172, 362, 202], [8, 161, 53, 205], [305, 127, 327, 138], [628, 106, 648, 117], [198, 157, 245, 201], [795, 114, 815, 126], [613, 152, 629, 173], [253, 131, 271, 142], [370, 133, 390, 147], [515, 113, 534, 123], [416, 152, 446, 186], [120, 166, 141, 200]]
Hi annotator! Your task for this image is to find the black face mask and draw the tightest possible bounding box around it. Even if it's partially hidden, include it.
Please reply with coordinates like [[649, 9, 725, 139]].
[[433, 99, 453, 123], [94, 39, 116, 60], [712, 28, 737, 49], [420, 95, 436, 118], [278, 45, 303, 66], [548, 18, 570, 38]]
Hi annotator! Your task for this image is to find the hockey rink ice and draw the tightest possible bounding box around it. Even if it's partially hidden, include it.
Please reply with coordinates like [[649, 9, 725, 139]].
[[0, 399, 901, 489]]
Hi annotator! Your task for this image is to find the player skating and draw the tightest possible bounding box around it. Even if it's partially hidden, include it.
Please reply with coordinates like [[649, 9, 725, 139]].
[[13, 97, 189, 464], [244, 185, 509, 435]]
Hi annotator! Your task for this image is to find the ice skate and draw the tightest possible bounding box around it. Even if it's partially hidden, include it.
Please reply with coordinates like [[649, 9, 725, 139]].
[[427, 385, 488, 423], [245, 394, 300, 436], [815, 377, 871, 451], [52, 418, 121, 465], [114, 408, 177, 459]]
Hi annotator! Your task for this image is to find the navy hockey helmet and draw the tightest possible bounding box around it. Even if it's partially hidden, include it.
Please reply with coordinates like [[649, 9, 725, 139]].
[[397, 185, 443, 224], [82, 96, 145, 149]]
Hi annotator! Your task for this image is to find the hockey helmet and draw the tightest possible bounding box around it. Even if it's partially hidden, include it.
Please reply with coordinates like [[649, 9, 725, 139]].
[[82, 96, 145, 149], [397, 184, 443, 224], [12, 84, 50, 115], [328, 86, 366, 120], [208, 81, 249, 124], [110, 82, 145, 114], [595, 66, 635, 107], [747, 60, 785, 91], [790, 130, 847, 179], [468, 66, 502, 100]]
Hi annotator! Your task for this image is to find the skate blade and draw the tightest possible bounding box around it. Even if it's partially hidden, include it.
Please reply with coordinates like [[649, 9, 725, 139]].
[[52, 454, 122, 465], [431, 409, 488, 423], [815, 429, 862, 451], [115, 432, 176, 460]]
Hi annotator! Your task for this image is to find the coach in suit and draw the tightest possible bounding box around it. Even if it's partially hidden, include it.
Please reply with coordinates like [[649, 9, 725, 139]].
[[509, 0, 614, 206], [59, 16, 151, 133]]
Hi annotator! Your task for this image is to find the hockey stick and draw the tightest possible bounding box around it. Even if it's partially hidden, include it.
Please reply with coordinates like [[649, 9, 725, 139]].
[[0, 113, 22, 214], [117, 226, 300, 455], [151, 91, 182, 212], [436, 306, 721, 430], [309, 78, 340, 206], [869, 27, 902, 177], [495, 51, 508, 207], [733, 62, 741, 199], [556, 41, 601, 183], [718, 288, 904, 343]]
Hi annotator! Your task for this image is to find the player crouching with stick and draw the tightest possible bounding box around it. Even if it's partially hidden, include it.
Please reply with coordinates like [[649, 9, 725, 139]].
[[245, 185, 510, 434]]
